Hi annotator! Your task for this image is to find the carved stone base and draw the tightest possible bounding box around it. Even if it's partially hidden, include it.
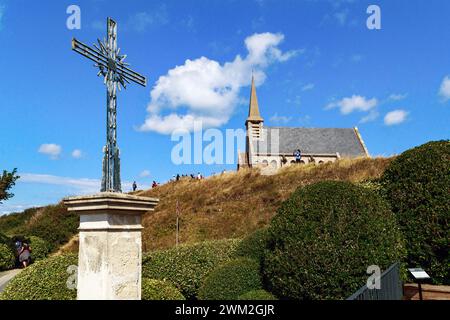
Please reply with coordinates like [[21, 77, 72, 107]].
[[63, 192, 158, 300]]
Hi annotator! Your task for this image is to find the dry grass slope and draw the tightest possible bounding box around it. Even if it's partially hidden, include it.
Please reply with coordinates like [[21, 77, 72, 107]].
[[133, 157, 392, 252]]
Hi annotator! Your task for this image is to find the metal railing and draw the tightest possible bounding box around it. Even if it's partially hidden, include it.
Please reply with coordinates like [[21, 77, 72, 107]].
[[347, 262, 403, 300]]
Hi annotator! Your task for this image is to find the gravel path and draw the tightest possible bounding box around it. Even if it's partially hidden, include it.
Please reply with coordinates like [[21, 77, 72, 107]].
[[0, 269, 22, 293]]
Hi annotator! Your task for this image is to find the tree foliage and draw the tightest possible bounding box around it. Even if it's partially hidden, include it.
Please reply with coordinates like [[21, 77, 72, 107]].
[[0, 169, 19, 203], [380, 140, 450, 284]]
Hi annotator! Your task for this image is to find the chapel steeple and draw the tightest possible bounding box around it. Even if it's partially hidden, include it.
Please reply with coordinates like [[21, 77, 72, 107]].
[[246, 75, 264, 125]]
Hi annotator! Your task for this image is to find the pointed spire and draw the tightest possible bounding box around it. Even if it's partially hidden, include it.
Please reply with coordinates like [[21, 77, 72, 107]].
[[246, 74, 264, 123]]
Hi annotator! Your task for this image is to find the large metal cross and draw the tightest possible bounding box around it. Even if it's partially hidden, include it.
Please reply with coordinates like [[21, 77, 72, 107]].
[[72, 17, 146, 193]]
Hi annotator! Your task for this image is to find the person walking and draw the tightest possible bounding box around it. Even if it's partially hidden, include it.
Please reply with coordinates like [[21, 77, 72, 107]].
[[18, 242, 31, 268]]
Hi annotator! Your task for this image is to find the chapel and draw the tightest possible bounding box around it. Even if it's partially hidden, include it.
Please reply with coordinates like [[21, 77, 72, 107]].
[[238, 77, 370, 173]]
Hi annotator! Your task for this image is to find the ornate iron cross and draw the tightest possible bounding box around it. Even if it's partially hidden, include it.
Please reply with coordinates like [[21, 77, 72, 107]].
[[72, 18, 146, 192]]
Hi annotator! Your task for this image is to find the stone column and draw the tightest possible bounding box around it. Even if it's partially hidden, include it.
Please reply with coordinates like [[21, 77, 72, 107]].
[[63, 192, 159, 300]]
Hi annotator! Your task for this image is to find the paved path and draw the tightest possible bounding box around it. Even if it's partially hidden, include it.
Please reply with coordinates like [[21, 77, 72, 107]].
[[0, 269, 22, 293]]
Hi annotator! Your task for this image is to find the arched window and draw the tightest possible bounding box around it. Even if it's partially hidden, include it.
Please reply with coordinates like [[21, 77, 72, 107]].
[[270, 160, 277, 168], [262, 160, 269, 167]]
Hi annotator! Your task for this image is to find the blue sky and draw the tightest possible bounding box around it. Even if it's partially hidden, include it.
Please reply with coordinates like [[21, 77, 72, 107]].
[[0, 0, 449, 214]]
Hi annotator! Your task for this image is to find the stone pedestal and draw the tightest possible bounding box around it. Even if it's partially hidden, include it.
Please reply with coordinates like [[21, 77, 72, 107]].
[[63, 192, 159, 300]]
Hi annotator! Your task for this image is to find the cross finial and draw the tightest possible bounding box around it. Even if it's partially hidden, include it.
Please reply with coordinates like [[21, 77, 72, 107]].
[[71, 18, 147, 192]]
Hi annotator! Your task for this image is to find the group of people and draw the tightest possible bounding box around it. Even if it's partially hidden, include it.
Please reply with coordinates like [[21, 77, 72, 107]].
[[14, 240, 32, 268], [130, 171, 213, 191], [170, 172, 204, 182]]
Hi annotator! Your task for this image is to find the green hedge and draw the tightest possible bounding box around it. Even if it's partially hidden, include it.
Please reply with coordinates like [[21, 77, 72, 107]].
[[142, 278, 185, 300], [263, 181, 405, 300], [142, 239, 240, 300], [28, 236, 50, 261], [0, 254, 78, 300], [0, 243, 15, 271], [235, 228, 269, 263], [198, 258, 262, 300], [238, 289, 276, 300], [380, 140, 450, 284]]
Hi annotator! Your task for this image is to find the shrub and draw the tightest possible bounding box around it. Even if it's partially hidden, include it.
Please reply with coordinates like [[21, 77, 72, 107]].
[[380, 140, 450, 284], [25, 203, 79, 252], [198, 258, 262, 300], [0, 254, 78, 300], [238, 289, 276, 300], [0, 243, 15, 271], [28, 236, 50, 261], [0, 208, 37, 236], [263, 181, 405, 300], [142, 239, 240, 299], [235, 228, 269, 263], [142, 279, 185, 300]]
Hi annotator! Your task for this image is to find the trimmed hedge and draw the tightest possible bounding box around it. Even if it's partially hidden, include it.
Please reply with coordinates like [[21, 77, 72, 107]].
[[28, 236, 50, 261], [263, 181, 405, 300], [380, 140, 450, 284], [142, 278, 185, 300], [0, 243, 15, 271], [235, 228, 269, 263], [238, 289, 276, 300], [198, 258, 262, 300], [0, 254, 78, 300], [142, 239, 240, 300]]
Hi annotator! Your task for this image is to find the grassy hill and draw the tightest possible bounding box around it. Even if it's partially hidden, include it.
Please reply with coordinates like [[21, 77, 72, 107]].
[[136, 157, 391, 251], [1, 157, 392, 254]]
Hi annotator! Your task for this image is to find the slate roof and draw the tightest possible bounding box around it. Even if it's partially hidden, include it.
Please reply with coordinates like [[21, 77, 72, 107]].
[[252, 127, 368, 157]]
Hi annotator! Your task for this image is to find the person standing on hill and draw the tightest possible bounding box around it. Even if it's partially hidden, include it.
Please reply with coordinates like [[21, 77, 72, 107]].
[[294, 149, 302, 164], [132, 181, 137, 192]]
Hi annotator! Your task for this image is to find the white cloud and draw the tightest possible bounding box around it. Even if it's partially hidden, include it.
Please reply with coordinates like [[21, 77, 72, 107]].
[[38, 144, 62, 160], [19, 173, 145, 194], [301, 83, 315, 91], [129, 8, 168, 32], [326, 95, 378, 114], [139, 170, 151, 178], [384, 110, 408, 126], [439, 76, 450, 101], [270, 113, 292, 124], [139, 32, 299, 134], [0, 204, 38, 215], [20, 173, 100, 193], [359, 110, 379, 124], [388, 93, 407, 101], [71, 149, 82, 159]]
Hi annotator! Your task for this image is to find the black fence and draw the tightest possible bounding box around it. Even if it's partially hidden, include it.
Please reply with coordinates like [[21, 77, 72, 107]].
[[347, 262, 403, 300]]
